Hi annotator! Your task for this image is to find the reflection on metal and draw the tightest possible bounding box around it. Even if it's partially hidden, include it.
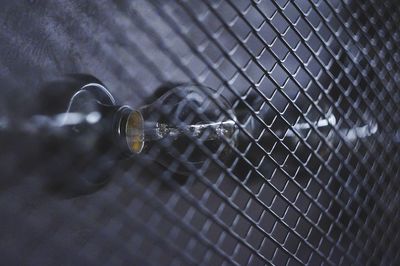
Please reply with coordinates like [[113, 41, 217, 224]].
[[0, 109, 381, 144], [284, 113, 378, 142], [340, 121, 378, 141], [149, 120, 237, 141], [125, 85, 237, 155], [32, 112, 102, 127]]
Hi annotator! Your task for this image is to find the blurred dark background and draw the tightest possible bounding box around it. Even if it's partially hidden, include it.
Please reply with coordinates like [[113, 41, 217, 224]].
[[0, 0, 399, 265]]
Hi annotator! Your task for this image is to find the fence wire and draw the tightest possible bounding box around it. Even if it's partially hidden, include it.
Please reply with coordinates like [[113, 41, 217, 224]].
[[0, 0, 399, 265]]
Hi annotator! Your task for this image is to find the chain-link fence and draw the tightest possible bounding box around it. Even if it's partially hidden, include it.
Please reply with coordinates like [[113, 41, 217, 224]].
[[0, 0, 399, 265]]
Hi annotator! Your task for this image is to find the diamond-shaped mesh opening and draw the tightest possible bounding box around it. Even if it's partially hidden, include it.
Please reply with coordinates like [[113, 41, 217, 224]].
[[0, 0, 399, 265]]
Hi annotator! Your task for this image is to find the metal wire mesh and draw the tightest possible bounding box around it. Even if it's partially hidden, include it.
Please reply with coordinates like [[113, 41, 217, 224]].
[[0, 0, 400, 265]]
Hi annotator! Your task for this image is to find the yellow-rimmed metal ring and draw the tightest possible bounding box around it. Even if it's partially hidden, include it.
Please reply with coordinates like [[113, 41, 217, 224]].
[[126, 110, 144, 154]]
